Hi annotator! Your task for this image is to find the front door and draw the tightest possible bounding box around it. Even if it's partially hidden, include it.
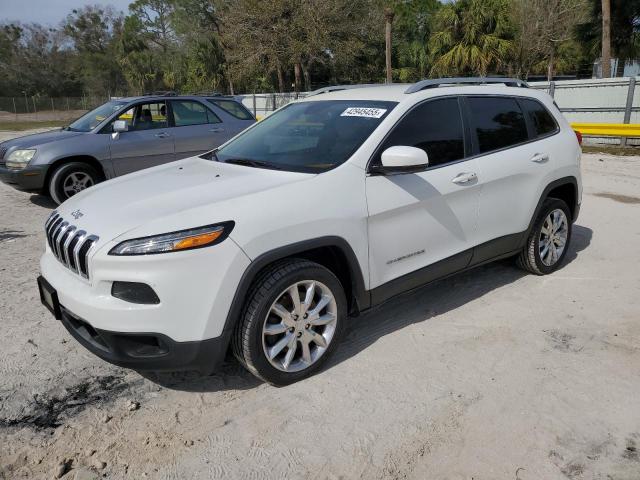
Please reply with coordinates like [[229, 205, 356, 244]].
[[109, 101, 175, 176], [366, 97, 481, 293]]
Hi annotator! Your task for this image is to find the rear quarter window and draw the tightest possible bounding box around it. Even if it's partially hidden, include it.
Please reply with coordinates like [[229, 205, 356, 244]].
[[520, 98, 559, 137], [208, 99, 254, 120]]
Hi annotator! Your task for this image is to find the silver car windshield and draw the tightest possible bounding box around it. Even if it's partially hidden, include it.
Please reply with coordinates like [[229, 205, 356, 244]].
[[211, 100, 397, 173], [67, 100, 129, 132]]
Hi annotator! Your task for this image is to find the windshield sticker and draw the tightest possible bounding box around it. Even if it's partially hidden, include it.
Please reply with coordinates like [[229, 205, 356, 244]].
[[340, 107, 387, 119]]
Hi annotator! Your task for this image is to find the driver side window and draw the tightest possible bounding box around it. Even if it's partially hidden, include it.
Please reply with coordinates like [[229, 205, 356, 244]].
[[376, 98, 466, 168], [111, 102, 168, 132]]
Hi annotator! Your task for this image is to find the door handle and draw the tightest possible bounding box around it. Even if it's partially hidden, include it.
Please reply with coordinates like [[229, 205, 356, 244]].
[[452, 172, 477, 185], [209, 127, 225, 133], [154, 132, 170, 139], [531, 153, 549, 163]]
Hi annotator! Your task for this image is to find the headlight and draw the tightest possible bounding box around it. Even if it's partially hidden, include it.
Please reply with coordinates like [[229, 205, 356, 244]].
[[109, 222, 235, 256], [6, 149, 36, 169]]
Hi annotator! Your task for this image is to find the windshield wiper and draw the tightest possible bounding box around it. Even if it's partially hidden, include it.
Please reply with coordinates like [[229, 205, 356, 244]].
[[222, 158, 286, 171]]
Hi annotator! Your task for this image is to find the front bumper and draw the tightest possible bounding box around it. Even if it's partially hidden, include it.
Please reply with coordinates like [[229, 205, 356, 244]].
[[0, 164, 46, 191], [58, 303, 228, 373]]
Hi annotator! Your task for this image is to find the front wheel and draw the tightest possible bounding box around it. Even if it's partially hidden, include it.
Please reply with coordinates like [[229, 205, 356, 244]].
[[517, 198, 572, 275], [48, 162, 100, 205], [232, 259, 347, 385]]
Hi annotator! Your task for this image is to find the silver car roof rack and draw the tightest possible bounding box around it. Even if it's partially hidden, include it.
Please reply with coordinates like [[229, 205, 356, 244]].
[[306, 84, 388, 97], [405, 77, 529, 94]]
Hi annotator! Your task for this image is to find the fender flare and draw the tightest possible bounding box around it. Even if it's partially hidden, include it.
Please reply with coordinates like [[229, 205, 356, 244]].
[[524, 176, 579, 243], [221, 236, 370, 337]]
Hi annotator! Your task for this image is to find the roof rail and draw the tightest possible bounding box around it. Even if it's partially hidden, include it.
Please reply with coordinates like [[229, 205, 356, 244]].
[[194, 91, 224, 96], [142, 90, 178, 96], [307, 83, 386, 97], [405, 77, 529, 94]]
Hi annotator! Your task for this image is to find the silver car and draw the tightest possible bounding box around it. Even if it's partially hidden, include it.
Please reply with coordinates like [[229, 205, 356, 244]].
[[0, 94, 256, 204]]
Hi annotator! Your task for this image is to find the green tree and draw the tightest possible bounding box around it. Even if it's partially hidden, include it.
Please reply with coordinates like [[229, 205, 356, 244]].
[[63, 6, 126, 95], [575, 0, 640, 76], [428, 0, 515, 77], [393, 0, 440, 82]]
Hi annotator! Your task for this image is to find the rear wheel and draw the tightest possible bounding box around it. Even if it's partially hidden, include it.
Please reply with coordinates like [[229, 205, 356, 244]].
[[49, 162, 100, 205], [232, 259, 346, 385], [517, 198, 572, 275]]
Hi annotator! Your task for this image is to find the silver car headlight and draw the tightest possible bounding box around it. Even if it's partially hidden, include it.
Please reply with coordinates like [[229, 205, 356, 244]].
[[108, 222, 235, 256], [6, 149, 37, 169]]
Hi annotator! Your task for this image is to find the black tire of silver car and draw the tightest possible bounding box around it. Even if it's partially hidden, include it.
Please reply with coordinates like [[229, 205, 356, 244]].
[[232, 259, 347, 386], [517, 198, 572, 275], [49, 162, 100, 205]]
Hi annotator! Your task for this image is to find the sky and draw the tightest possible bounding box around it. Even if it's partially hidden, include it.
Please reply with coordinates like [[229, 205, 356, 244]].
[[0, 0, 132, 26]]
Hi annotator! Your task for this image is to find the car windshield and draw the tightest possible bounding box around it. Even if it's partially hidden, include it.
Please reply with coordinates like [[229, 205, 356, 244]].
[[67, 100, 129, 132], [212, 100, 397, 173]]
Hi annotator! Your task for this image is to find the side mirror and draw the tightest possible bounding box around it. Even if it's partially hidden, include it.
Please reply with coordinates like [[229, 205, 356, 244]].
[[113, 120, 128, 133], [372, 146, 429, 175]]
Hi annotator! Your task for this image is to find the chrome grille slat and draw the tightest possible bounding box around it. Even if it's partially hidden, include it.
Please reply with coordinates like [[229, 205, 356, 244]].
[[72, 231, 87, 273], [61, 226, 77, 267], [52, 222, 69, 259], [47, 217, 63, 251], [43, 214, 98, 280]]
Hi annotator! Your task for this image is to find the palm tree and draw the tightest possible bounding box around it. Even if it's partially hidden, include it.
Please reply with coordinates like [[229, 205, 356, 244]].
[[601, 0, 611, 77], [384, 7, 395, 83], [428, 0, 514, 77]]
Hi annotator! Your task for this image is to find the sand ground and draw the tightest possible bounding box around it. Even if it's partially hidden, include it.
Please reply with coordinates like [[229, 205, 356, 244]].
[[0, 133, 639, 479]]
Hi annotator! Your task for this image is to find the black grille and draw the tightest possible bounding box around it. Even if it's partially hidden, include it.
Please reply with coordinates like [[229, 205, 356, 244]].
[[45, 212, 99, 280], [0, 145, 7, 160]]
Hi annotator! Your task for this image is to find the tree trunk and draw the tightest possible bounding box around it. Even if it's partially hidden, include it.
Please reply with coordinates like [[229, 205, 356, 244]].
[[547, 47, 555, 81], [294, 62, 302, 94], [228, 77, 234, 95], [302, 62, 311, 92], [384, 8, 394, 84], [601, 0, 612, 78], [276, 63, 285, 93]]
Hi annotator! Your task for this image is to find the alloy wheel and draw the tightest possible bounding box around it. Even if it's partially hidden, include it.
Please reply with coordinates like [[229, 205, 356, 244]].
[[539, 208, 568, 266], [63, 172, 94, 198], [262, 280, 338, 373]]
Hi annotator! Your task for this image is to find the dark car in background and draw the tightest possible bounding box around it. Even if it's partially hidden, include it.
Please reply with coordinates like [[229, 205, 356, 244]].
[[0, 94, 256, 204]]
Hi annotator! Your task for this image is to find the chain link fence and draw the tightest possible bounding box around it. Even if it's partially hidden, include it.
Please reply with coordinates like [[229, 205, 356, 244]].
[[0, 93, 308, 125], [0, 96, 111, 123]]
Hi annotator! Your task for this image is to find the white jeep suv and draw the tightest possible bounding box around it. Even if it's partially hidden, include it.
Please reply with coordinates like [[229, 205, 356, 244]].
[[38, 78, 582, 385]]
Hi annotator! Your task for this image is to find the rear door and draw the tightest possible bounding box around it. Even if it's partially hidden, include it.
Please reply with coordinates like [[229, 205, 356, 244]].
[[169, 99, 228, 159], [108, 101, 175, 176], [466, 96, 559, 246], [206, 98, 256, 135], [366, 97, 481, 291]]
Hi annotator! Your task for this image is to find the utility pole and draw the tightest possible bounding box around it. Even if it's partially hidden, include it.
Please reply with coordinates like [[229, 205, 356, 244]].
[[384, 7, 395, 84], [601, 0, 612, 78]]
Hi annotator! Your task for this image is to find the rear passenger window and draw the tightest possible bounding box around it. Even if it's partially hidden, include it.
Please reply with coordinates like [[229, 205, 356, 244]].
[[520, 98, 558, 137], [378, 97, 465, 167], [467, 97, 528, 153], [171, 100, 220, 127]]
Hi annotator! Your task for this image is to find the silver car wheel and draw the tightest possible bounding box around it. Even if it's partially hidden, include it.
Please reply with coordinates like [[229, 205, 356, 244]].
[[63, 172, 94, 198], [539, 208, 568, 266], [262, 280, 338, 373]]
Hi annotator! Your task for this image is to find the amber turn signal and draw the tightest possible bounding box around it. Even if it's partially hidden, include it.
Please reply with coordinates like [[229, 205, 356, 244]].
[[173, 230, 224, 251]]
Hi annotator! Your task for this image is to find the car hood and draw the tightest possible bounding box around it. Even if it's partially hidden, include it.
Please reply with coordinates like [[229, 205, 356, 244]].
[[1, 129, 86, 150], [55, 156, 312, 246]]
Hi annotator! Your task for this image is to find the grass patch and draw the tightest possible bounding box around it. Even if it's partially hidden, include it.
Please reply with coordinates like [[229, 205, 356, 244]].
[[0, 120, 67, 131], [582, 145, 640, 156]]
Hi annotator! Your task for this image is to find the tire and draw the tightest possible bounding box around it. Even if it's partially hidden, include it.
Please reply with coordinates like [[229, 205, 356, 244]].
[[48, 162, 100, 205], [517, 198, 572, 275], [232, 259, 347, 385]]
